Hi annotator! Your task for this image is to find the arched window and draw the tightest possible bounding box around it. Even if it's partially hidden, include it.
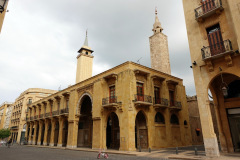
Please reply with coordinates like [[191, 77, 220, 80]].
[[170, 114, 179, 125], [155, 112, 165, 124]]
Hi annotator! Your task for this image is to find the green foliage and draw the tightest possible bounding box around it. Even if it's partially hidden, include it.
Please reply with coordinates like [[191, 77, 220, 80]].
[[0, 128, 11, 139]]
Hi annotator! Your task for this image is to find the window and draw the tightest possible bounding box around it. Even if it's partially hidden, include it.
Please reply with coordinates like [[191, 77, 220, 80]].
[[109, 86, 116, 103], [58, 101, 60, 110], [66, 99, 69, 108], [155, 112, 165, 124], [154, 87, 160, 104], [170, 114, 179, 125], [136, 82, 144, 101], [169, 90, 175, 106], [184, 120, 188, 125], [28, 99, 32, 104]]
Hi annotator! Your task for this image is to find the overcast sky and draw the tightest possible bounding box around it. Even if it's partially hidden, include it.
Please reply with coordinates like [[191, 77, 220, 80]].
[[0, 0, 196, 104]]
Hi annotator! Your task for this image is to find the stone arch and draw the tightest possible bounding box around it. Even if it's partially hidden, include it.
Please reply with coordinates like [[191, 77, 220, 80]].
[[155, 112, 165, 124], [135, 110, 148, 149], [76, 92, 93, 114]]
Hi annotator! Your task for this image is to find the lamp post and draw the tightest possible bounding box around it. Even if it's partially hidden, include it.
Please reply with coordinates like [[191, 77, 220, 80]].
[[0, 0, 7, 13]]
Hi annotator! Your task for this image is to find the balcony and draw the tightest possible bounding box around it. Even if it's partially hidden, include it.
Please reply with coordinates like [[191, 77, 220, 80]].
[[34, 115, 38, 120], [39, 114, 44, 119], [153, 98, 168, 109], [133, 94, 152, 107], [60, 108, 69, 116], [169, 100, 182, 110], [26, 117, 29, 121], [30, 117, 34, 121], [102, 96, 119, 108], [52, 110, 59, 117], [202, 40, 233, 60], [195, 0, 223, 22], [10, 126, 19, 130], [45, 112, 51, 118]]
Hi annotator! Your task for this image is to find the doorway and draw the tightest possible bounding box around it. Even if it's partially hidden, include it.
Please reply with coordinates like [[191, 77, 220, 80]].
[[135, 111, 148, 149], [106, 112, 120, 149]]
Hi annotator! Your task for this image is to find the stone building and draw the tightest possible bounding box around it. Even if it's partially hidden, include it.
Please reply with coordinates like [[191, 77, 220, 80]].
[[187, 96, 219, 145], [0, 101, 12, 129], [183, 0, 240, 156], [0, 0, 8, 33], [25, 11, 192, 150], [10, 88, 56, 143], [3, 103, 13, 129]]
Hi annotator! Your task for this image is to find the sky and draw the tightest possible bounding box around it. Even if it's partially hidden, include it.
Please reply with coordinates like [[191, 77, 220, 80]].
[[0, 0, 196, 104]]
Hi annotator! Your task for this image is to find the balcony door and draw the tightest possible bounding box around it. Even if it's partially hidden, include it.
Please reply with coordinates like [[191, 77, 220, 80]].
[[137, 83, 144, 101], [109, 86, 115, 103], [154, 87, 160, 104], [202, 0, 216, 14], [169, 90, 175, 106], [207, 24, 225, 56]]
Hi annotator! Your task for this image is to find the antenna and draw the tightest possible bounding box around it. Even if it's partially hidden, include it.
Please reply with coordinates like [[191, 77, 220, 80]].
[[137, 57, 142, 64]]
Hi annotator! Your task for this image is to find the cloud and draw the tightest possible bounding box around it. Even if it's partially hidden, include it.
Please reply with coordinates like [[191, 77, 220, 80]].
[[0, 0, 196, 104]]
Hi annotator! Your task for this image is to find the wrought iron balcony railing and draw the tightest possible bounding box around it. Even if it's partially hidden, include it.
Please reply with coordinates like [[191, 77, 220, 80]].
[[195, 0, 223, 21], [153, 97, 168, 106], [102, 96, 118, 105], [45, 112, 51, 118], [30, 116, 34, 120], [169, 100, 182, 108], [202, 40, 233, 60], [60, 108, 69, 114], [34, 115, 38, 120], [52, 110, 59, 116], [134, 94, 152, 103], [39, 114, 44, 119]]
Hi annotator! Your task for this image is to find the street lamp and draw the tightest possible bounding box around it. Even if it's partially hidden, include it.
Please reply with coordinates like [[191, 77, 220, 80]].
[[219, 67, 228, 98], [0, 0, 7, 13]]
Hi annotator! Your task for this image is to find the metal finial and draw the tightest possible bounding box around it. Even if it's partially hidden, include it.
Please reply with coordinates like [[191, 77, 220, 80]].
[[86, 29, 88, 37], [155, 7, 157, 15]]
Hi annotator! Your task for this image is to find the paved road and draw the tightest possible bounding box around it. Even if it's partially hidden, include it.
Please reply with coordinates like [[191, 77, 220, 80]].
[[0, 145, 171, 160]]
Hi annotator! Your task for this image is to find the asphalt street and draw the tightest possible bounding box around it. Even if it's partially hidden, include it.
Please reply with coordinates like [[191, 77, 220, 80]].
[[0, 145, 171, 160]]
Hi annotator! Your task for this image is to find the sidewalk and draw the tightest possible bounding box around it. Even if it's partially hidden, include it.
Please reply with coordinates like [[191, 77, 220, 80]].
[[26, 145, 240, 160]]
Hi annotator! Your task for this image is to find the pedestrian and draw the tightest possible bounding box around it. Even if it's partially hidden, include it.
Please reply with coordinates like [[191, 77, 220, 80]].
[[7, 138, 12, 148]]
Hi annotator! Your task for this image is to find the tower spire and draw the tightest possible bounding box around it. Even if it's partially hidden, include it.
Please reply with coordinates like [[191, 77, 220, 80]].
[[153, 7, 163, 34], [83, 29, 88, 46]]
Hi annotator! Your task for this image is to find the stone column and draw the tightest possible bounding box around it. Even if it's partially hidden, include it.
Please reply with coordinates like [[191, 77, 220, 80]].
[[28, 122, 33, 145], [67, 119, 78, 148], [37, 121, 43, 145], [32, 121, 37, 145], [199, 99, 220, 156], [25, 123, 29, 140], [43, 120, 48, 146], [57, 117, 63, 147], [49, 118, 56, 147], [92, 118, 102, 150]]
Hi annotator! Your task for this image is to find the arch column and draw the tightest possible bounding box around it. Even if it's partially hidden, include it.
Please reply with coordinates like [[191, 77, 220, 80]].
[[37, 121, 43, 145], [32, 121, 38, 145], [67, 119, 78, 148], [49, 118, 56, 146], [57, 117, 63, 147], [28, 122, 33, 144], [43, 120, 49, 146]]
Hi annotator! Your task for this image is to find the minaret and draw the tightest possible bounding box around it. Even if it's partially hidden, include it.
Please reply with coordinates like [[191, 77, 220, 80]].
[[149, 8, 171, 74], [76, 31, 94, 83]]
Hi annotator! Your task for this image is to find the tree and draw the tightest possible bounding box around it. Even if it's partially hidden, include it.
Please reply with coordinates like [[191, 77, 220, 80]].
[[0, 128, 11, 139]]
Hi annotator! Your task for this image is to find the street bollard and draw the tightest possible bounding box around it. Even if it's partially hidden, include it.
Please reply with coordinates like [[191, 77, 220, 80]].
[[176, 147, 178, 154], [149, 148, 151, 153], [194, 147, 198, 155]]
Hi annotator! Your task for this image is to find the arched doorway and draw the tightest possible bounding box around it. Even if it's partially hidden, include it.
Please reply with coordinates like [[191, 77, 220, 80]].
[[135, 111, 148, 149], [54, 121, 59, 146], [41, 123, 45, 145], [62, 120, 68, 147], [106, 112, 120, 149], [209, 73, 240, 152], [77, 95, 92, 148]]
